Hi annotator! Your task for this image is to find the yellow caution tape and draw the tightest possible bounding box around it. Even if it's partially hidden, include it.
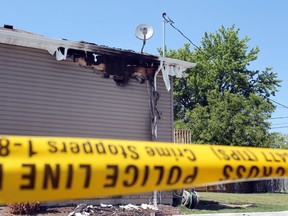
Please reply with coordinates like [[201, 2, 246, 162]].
[[0, 135, 287, 203]]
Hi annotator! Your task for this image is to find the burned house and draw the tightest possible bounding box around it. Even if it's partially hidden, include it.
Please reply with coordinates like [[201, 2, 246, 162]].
[[0, 25, 195, 205]]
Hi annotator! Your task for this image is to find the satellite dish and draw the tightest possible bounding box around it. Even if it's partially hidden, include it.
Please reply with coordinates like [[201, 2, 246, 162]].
[[135, 24, 154, 53], [135, 24, 154, 40]]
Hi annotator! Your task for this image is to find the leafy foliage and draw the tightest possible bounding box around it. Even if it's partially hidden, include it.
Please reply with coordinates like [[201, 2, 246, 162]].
[[268, 133, 288, 149], [167, 25, 281, 146], [7, 202, 40, 215]]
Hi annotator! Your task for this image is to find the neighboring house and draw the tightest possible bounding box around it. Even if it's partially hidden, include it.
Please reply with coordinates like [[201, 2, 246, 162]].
[[0, 25, 195, 205]]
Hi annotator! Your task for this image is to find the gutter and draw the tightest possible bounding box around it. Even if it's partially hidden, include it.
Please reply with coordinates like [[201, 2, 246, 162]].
[[0, 28, 196, 91]]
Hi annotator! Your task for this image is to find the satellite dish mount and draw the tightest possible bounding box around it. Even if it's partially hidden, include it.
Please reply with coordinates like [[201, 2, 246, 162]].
[[135, 24, 154, 53]]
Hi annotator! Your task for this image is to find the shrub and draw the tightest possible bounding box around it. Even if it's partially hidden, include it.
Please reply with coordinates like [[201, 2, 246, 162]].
[[7, 202, 40, 215]]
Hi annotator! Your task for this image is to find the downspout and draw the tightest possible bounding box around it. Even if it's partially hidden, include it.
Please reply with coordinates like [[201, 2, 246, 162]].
[[152, 12, 166, 142], [151, 60, 163, 208], [152, 14, 167, 208], [152, 60, 163, 142]]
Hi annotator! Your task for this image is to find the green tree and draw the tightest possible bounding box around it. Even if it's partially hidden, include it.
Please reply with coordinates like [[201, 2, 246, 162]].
[[268, 133, 288, 149], [168, 25, 281, 147]]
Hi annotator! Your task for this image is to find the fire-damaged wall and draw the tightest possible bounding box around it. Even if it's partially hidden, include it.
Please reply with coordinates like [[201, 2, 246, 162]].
[[0, 43, 174, 205], [67, 47, 157, 86], [0, 24, 198, 205], [0, 43, 173, 142]]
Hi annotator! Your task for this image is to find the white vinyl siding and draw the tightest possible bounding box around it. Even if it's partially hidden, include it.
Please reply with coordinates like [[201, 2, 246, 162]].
[[0, 44, 173, 142]]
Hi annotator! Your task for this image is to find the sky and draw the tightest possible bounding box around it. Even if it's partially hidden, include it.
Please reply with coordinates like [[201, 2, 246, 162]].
[[1, 0, 287, 134]]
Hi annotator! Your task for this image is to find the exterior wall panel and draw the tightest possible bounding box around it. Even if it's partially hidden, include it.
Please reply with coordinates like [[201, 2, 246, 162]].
[[0, 44, 173, 142], [0, 43, 173, 205]]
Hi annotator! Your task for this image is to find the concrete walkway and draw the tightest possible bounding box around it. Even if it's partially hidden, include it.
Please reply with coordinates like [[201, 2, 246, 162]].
[[174, 211, 288, 216]]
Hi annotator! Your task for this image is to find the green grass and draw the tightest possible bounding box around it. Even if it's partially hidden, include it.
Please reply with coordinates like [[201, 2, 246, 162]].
[[179, 192, 288, 214]]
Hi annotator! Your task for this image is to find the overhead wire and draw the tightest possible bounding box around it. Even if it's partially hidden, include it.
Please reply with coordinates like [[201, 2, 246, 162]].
[[163, 13, 288, 112], [271, 122, 288, 126], [267, 98, 288, 109], [162, 13, 202, 53], [270, 116, 288, 119], [271, 126, 288, 129]]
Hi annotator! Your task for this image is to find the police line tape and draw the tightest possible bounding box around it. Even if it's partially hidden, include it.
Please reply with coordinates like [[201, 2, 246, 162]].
[[0, 135, 287, 203]]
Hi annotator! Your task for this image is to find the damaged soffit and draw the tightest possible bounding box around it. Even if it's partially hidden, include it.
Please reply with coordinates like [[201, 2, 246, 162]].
[[0, 25, 196, 90]]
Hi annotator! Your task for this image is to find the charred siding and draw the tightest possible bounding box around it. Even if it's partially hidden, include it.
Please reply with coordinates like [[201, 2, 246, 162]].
[[0, 44, 173, 142]]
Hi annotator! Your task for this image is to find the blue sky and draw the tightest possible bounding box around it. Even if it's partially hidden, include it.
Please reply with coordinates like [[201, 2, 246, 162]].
[[1, 0, 287, 134]]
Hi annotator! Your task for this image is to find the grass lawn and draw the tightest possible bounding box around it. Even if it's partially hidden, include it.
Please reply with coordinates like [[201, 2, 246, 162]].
[[179, 192, 288, 214]]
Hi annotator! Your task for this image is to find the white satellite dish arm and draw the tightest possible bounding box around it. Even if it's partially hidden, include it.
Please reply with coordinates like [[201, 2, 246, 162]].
[[135, 24, 153, 53]]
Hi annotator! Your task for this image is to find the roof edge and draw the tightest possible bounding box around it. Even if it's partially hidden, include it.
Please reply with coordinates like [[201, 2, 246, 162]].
[[0, 27, 195, 68]]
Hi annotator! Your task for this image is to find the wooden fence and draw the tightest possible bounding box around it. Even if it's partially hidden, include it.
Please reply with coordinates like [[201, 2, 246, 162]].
[[174, 129, 192, 144]]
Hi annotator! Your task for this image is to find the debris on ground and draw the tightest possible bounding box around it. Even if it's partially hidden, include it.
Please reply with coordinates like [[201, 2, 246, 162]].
[[67, 203, 180, 216], [0, 190, 197, 215]]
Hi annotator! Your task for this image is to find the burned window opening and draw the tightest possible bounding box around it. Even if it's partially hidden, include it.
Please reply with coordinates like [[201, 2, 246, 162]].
[[65, 49, 159, 86]]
